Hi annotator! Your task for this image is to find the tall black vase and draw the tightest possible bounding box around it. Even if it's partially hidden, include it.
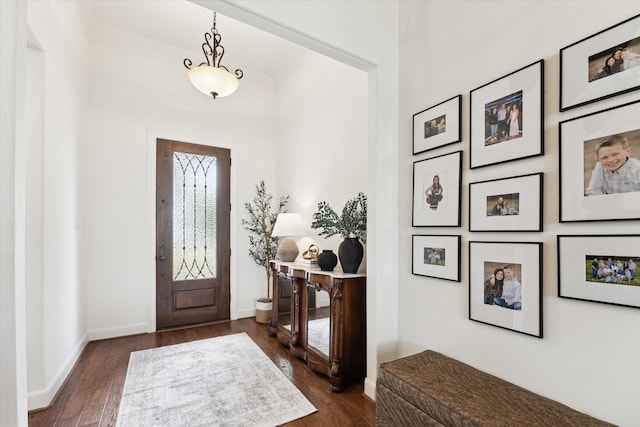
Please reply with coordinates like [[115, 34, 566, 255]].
[[338, 237, 363, 274]]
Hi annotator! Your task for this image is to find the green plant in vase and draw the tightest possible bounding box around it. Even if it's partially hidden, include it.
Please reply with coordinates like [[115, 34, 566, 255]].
[[311, 192, 366, 273], [241, 180, 289, 316]]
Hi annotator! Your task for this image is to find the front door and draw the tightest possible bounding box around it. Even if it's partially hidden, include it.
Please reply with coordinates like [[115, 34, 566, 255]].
[[156, 138, 230, 329]]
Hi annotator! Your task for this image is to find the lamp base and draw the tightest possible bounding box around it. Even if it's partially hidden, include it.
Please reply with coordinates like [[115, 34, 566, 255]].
[[277, 237, 299, 262]]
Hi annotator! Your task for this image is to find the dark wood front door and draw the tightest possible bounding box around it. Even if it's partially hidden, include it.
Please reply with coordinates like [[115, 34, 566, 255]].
[[156, 139, 230, 329]]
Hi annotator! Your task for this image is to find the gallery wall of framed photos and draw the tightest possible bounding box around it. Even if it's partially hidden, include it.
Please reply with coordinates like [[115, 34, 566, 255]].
[[401, 5, 639, 426], [409, 11, 639, 340]]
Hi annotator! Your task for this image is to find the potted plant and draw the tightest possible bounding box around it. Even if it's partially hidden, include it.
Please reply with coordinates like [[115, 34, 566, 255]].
[[241, 180, 289, 323], [311, 192, 367, 273]]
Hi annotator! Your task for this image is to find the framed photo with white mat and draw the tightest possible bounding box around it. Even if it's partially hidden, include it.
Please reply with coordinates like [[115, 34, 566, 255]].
[[559, 100, 640, 222], [469, 241, 543, 338], [412, 150, 462, 227], [560, 14, 640, 111], [413, 95, 462, 154], [558, 234, 640, 309], [412, 234, 461, 282], [469, 172, 543, 232], [470, 60, 544, 169]]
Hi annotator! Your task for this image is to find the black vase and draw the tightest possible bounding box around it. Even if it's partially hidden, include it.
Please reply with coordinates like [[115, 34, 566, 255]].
[[317, 250, 338, 271], [338, 237, 363, 274]]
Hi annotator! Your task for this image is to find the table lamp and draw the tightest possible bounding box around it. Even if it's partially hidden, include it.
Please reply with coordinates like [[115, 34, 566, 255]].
[[272, 213, 305, 262]]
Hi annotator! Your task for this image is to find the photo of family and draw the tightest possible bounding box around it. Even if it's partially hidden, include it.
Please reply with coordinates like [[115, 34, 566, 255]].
[[588, 37, 640, 82], [423, 173, 447, 211], [485, 193, 520, 216], [583, 128, 640, 196], [483, 262, 522, 310], [483, 90, 523, 145], [423, 114, 446, 139], [586, 256, 638, 286], [424, 247, 446, 266]]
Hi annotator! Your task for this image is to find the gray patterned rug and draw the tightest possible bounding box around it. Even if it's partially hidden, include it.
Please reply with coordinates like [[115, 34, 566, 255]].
[[116, 333, 317, 426]]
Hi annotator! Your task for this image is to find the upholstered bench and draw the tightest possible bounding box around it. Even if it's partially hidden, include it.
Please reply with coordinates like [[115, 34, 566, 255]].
[[376, 350, 614, 426]]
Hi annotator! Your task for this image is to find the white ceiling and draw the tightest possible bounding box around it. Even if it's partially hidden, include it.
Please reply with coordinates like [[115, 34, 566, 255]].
[[80, 0, 304, 77]]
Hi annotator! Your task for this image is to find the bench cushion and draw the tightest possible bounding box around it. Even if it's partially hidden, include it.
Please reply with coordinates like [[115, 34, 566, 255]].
[[376, 350, 614, 427]]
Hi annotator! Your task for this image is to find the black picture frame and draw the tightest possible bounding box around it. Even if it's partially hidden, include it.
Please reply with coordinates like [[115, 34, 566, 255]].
[[412, 151, 462, 227], [411, 235, 461, 282], [560, 13, 640, 111], [470, 60, 544, 169], [413, 95, 462, 155], [469, 172, 543, 232], [558, 235, 640, 309], [469, 241, 543, 338], [559, 100, 640, 222]]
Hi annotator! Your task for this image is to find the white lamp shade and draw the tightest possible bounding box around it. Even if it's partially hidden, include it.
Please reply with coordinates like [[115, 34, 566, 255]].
[[187, 65, 239, 98], [272, 213, 305, 237]]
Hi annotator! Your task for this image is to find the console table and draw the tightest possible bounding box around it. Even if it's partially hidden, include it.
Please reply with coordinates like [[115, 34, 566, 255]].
[[268, 260, 366, 392]]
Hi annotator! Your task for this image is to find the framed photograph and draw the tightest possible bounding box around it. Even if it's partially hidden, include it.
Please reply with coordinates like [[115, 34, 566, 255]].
[[559, 100, 640, 222], [558, 235, 640, 309], [412, 235, 461, 282], [469, 241, 543, 338], [470, 60, 544, 169], [560, 14, 640, 111], [469, 173, 543, 232], [412, 151, 462, 227], [413, 95, 462, 155]]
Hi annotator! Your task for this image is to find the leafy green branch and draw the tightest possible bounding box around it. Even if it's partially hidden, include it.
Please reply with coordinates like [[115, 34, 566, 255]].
[[311, 192, 367, 244]]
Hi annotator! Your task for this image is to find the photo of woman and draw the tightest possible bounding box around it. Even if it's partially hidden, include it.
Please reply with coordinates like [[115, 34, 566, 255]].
[[424, 175, 444, 210]]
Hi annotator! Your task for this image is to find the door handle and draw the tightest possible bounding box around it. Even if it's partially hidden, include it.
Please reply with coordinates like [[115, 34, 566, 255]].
[[158, 255, 166, 261]]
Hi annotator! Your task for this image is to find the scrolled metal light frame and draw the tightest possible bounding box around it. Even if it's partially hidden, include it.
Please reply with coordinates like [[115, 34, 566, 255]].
[[183, 12, 244, 99]]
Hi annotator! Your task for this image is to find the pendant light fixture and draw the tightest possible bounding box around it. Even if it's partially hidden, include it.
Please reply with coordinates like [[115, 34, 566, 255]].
[[183, 12, 244, 99]]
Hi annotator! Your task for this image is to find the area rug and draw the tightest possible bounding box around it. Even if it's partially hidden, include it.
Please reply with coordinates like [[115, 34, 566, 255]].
[[116, 333, 317, 427]]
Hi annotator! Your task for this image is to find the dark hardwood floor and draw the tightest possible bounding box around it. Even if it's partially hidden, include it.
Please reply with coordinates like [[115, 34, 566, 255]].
[[28, 318, 375, 427]]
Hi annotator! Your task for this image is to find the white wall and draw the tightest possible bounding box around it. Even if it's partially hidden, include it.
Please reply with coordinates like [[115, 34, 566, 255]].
[[84, 31, 280, 335], [1, 1, 28, 425], [207, 0, 400, 399], [275, 48, 368, 256], [399, 2, 640, 425], [24, 0, 89, 411]]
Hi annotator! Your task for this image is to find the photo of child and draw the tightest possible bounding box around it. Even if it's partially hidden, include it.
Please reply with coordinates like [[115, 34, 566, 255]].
[[423, 172, 447, 211], [583, 129, 640, 196]]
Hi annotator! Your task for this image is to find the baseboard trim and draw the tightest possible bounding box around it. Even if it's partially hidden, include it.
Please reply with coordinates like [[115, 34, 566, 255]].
[[87, 322, 149, 341], [27, 333, 88, 411], [364, 376, 377, 401]]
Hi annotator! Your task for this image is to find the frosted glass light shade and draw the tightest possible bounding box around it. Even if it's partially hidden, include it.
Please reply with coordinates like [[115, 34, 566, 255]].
[[187, 65, 239, 98]]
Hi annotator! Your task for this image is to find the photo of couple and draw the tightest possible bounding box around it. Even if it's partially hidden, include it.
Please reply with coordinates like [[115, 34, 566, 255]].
[[483, 90, 523, 146], [583, 129, 640, 196], [424, 247, 446, 266], [423, 114, 446, 139], [486, 193, 520, 216], [483, 262, 522, 310], [587, 256, 638, 286], [588, 37, 640, 82]]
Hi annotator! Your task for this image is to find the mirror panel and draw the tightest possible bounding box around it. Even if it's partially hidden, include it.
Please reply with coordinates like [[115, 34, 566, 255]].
[[277, 275, 292, 331], [307, 287, 330, 359]]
